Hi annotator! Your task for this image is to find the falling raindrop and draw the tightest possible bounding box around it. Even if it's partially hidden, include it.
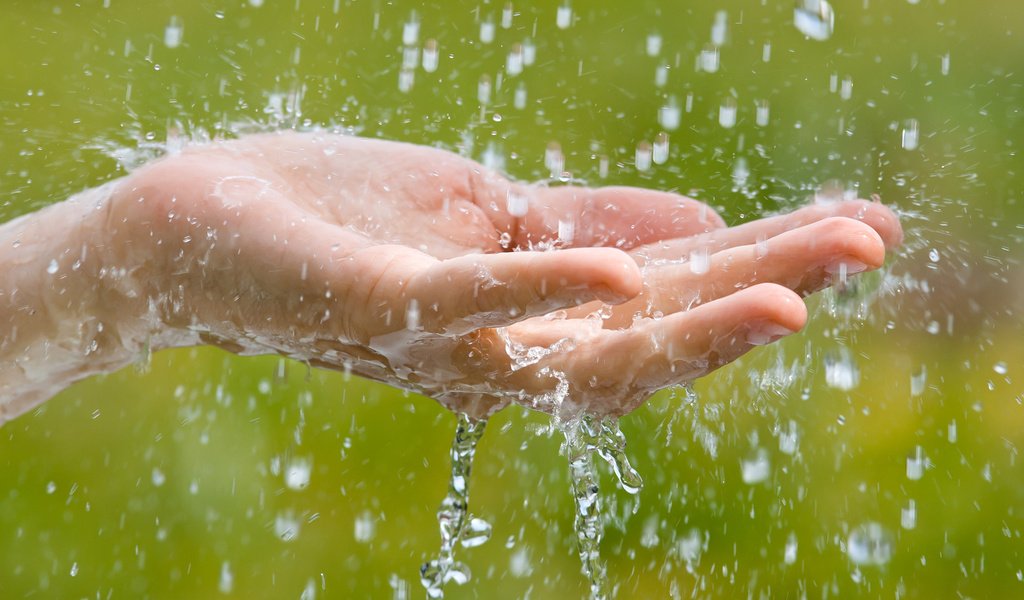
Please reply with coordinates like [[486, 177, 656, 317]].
[[398, 68, 415, 93], [906, 446, 925, 480], [718, 97, 737, 128], [635, 141, 652, 172], [164, 16, 184, 48], [793, 0, 835, 41], [403, 14, 420, 46], [699, 43, 720, 73], [711, 10, 728, 46], [646, 32, 662, 57], [689, 247, 710, 275], [477, 75, 491, 105], [741, 448, 771, 484], [901, 119, 920, 150], [755, 99, 770, 127], [654, 62, 669, 87], [901, 500, 917, 530], [479, 18, 496, 44], [784, 532, 799, 565], [513, 83, 527, 109], [847, 523, 894, 566], [556, 2, 573, 30], [506, 44, 524, 76], [501, 2, 514, 29], [285, 457, 311, 490], [658, 96, 681, 130], [652, 133, 669, 165], [422, 39, 439, 73]]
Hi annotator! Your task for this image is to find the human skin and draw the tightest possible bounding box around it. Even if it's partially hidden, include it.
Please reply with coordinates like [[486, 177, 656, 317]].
[[0, 132, 902, 423]]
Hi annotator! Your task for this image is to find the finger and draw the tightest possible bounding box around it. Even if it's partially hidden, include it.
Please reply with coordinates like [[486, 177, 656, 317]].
[[510, 284, 807, 413], [405, 247, 643, 335], [632, 199, 902, 264], [598, 217, 885, 328], [518, 185, 726, 249], [463, 166, 726, 250]]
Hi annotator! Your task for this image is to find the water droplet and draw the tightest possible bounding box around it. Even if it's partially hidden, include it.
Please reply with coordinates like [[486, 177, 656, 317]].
[[793, 0, 835, 41], [994, 361, 1008, 375], [928, 247, 940, 262], [940, 52, 950, 75], [402, 46, 419, 70], [762, 41, 772, 62], [275, 511, 301, 542], [901, 500, 917, 530], [652, 133, 670, 165], [755, 99, 770, 127], [824, 350, 860, 390], [151, 467, 166, 487], [689, 247, 710, 275], [422, 39, 439, 73], [658, 96, 681, 130], [847, 522, 894, 566], [285, 457, 311, 490], [635, 141, 652, 172], [477, 75, 491, 105], [718, 97, 737, 128], [398, 68, 415, 93], [910, 364, 927, 396], [556, 2, 573, 30], [402, 14, 420, 46], [354, 510, 376, 543], [840, 76, 854, 100], [522, 39, 536, 65], [778, 420, 799, 455], [501, 2, 514, 29], [699, 43, 720, 73], [70, 562, 79, 577], [901, 119, 920, 150], [741, 448, 771, 484], [598, 155, 609, 179], [558, 219, 575, 244], [513, 83, 528, 109], [164, 16, 184, 48], [219, 561, 234, 594], [46, 259, 58, 274], [906, 445, 925, 480], [506, 191, 529, 218], [479, 18, 496, 44], [646, 32, 662, 57], [711, 10, 728, 46], [545, 141, 564, 176], [784, 532, 798, 564], [654, 62, 669, 87], [506, 44, 524, 76]]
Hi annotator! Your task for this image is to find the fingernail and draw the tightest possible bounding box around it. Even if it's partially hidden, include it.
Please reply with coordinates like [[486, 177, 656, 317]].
[[825, 259, 869, 276], [747, 322, 796, 346]]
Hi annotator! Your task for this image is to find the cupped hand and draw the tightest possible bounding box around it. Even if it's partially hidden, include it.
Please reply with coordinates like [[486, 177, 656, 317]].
[[103, 132, 902, 419]]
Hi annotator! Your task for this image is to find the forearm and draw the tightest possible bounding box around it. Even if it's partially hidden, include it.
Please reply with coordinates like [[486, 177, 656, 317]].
[[0, 184, 149, 423]]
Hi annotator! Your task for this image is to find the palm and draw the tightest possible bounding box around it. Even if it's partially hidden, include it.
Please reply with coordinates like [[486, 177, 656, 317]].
[[117, 132, 901, 418]]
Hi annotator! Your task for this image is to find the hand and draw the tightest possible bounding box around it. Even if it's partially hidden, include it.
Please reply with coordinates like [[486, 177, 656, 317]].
[[6, 132, 902, 421]]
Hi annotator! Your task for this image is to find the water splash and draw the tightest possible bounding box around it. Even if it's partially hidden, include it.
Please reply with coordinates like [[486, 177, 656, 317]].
[[420, 413, 490, 599], [563, 414, 644, 599]]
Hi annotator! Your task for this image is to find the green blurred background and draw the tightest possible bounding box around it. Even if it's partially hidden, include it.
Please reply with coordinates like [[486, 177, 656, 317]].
[[1, 0, 1023, 597]]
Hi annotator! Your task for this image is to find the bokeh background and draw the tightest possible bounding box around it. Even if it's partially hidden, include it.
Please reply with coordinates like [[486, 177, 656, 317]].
[[2, 0, 1023, 597]]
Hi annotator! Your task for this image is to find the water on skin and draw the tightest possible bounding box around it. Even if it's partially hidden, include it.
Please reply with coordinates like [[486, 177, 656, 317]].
[[420, 413, 491, 598]]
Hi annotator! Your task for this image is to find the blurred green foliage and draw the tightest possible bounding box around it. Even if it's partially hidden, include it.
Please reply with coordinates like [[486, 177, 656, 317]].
[[1, 0, 1023, 598]]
